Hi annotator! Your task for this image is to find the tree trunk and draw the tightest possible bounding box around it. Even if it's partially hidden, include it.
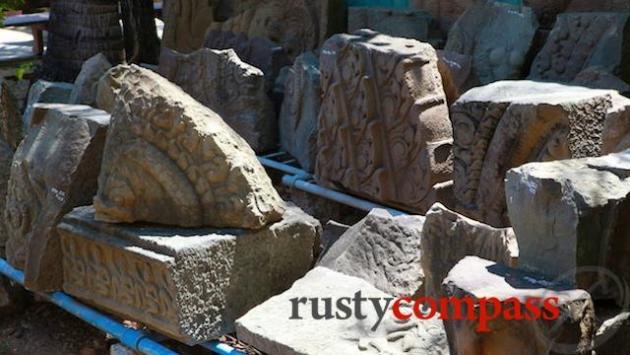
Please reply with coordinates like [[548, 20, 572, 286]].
[[120, 0, 160, 64], [42, 0, 125, 82]]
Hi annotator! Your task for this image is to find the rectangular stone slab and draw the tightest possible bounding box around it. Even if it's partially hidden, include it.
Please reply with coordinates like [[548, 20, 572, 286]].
[[58, 205, 320, 344]]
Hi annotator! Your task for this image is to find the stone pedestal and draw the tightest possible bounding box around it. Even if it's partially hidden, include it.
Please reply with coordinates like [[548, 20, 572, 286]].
[[59, 205, 320, 344]]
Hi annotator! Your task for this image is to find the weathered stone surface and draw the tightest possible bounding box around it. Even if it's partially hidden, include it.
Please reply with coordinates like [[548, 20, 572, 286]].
[[4, 104, 110, 292], [162, 0, 216, 53], [69, 53, 113, 107], [209, 0, 344, 60], [524, 0, 570, 29], [204, 30, 291, 92], [594, 312, 630, 354], [22, 80, 74, 130], [603, 93, 630, 154], [445, 1, 538, 85], [279, 52, 321, 172], [236, 267, 449, 355], [506, 151, 630, 303], [316, 30, 453, 214], [443, 256, 596, 355], [0, 79, 23, 151], [573, 66, 630, 98], [319, 209, 425, 297], [529, 13, 630, 83], [437, 50, 475, 106], [566, 0, 630, 13], [59, 205, 320, 344], [159, 48, 276, 153], [348, 7, 434, 41], [422, 203, 518, 298], [452, 80, 617, 227], [93, 65, 286, 229], [0, 140, 14, 252], [411, 0, 473, 32]]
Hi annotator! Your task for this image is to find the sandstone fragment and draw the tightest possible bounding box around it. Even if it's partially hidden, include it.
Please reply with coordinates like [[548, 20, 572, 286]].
[[22, 80, 74, 130], [279, 52, 321, 172], [445, 1, 538, 84], [69, 53, 113, 107], [0, 140, 14, 251], [162, 0, 216, 53], [529, 13, 630, 83], [319, 209, 426, 297], [236, 267, 449, 355], [316, 30, 453, 214], [204, 30, 291, 92], [421, 203, 518, 298], [159, 48, 276, 153], [573, 66, 630, 98], [411, 0, 473, 32], [4, 104, 110, 292], [209, 0, 343, 60], [594, 312, 630, 354], [442, 256, 596, 355], [452, 80, 616, 227], [93, 65, 285, 229], [506, 150, 630, 303], [59, 205, 320, 344]]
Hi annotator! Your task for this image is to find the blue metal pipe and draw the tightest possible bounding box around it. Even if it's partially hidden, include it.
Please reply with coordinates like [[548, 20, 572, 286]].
[[281, 174, 407, 216], [0, 258, 178, 355], [258, 157, 312, 179], [201, 341, 245, 355]]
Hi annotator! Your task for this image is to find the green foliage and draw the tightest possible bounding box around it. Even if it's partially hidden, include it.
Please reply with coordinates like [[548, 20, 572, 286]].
[[0, 0, 25, 25], [15, 62, 33, 80]]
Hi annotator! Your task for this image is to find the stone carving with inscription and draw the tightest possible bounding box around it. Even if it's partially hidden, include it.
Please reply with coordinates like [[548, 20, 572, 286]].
[[159, 48, 276, 153], [529, 13, 630, 83], [4, 104, 110, 292], [316, 30, 453, 214], [204, 30, 291, 92], [93, 65, 286, 229], [452, 80, 622, 227], [445, 1, 538, 85], [59, 205, 320, 344]]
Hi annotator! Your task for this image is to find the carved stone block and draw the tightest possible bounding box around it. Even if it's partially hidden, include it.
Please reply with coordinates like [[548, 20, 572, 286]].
[[236, 267, 450, 355], [22, 80, 74, 130], [59, 205, 320, 344], [452, 80, 617, 227], [279, 52, 321, 172], [603, 93, 630, 154], [422, 203, 518, 298], [209, 0, 344, 60], [316, 30, 453, 214], [348, 7, 433, 42], [204, 30, 291, 92], [566, 0, 630, 13], [4, 104, 110, 292], [437, 50, 475, 105], [506, 150, 630, 304], [443, 256, 596, 355], [69, 53, 113, 107], [319, 209, 426, 297], [93, 65, 286, 229], [0, 79, 23, 151], [445, 1, 538, 85], [573, 66, 630, 98], [159, 48, 276, 153], [529, 13, 630, 83], [162, 0, 217, 53]]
